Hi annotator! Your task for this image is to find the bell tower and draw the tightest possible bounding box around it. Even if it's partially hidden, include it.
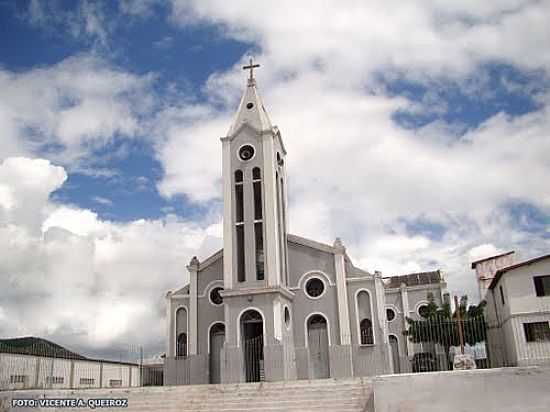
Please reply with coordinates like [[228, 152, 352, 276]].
[[219, 60, 295, 383], [221, 59, 289, 291]]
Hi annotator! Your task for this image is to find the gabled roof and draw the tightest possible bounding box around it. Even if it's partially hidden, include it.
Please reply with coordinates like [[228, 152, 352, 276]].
[[384, 270, 443, 289], [226, 78, 272, 137], [0, 337, 137, 366], [471, 251, 515, 269], [488, 253, 550, 290], [0, 337, 87, 360]]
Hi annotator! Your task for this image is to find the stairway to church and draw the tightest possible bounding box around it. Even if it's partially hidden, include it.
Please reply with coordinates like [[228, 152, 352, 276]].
[[0, 377, 373, 412]]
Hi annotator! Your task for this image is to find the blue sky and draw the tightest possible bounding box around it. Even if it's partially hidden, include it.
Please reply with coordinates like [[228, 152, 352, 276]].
[[0, 0, 549, 358]]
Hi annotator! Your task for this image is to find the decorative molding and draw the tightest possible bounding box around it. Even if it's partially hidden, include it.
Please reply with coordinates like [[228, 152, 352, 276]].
[[287, 234, 335, 254], [220, 286, 295, 301], [414, 300, 430, 317], [296, 270, 335, 289], [199, 249, 223, 272], [200, 280, 224, 299]]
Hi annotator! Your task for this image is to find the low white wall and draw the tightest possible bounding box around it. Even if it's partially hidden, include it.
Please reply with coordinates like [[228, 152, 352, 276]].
[[374, 366, 550, 412], [0, 353, 139, 390]]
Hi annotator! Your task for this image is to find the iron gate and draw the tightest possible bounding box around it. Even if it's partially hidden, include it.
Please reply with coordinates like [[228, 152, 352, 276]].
[[243, 335, 264, 382]]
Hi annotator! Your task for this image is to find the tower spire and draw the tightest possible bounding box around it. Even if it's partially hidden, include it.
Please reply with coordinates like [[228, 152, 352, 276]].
[[243, 57, 260, 85], [227, 58, 271, 136]]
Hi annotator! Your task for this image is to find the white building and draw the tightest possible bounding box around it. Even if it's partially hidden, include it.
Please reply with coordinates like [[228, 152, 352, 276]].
[[0, 337, 140, 391], [471, 251, 515, 300], [485, 253, 550, 367]]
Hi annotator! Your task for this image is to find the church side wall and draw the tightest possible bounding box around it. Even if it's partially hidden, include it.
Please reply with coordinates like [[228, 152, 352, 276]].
[[347, 279, 390, 376], [196, 258, 225, 357]]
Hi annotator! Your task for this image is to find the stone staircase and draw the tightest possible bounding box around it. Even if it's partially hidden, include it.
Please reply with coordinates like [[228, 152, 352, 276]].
[[0, 377, 373, 412]]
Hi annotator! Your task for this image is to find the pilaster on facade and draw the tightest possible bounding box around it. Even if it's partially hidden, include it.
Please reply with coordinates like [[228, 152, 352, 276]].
[[221, 138, 234, 290], [334, 238, 351, 346], [166, 290, 173, 357], [262, 133, 281, 288], [187, 256, 199, 355], [400, 283, 413, 356]]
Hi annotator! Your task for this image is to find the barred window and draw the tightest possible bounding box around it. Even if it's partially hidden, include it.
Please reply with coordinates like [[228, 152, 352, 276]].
[[534, 275, 550, 297], [10, 375, 27, 384], [360, 318, 374, 345], [109, 379, 122, 387], [80, 378, 95, 385], [46, 376, 64, 384], [524, 322, 550, 342]]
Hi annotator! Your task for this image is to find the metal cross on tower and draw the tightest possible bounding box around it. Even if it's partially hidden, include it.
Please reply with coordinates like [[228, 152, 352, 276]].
[[243, 58, 260, 80]]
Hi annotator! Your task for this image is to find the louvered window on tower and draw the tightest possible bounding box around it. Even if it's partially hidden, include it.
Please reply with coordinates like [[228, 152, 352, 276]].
[[252, 167, 264, 280], [255, 222, 264, 280], [235, 170, 245, 282]]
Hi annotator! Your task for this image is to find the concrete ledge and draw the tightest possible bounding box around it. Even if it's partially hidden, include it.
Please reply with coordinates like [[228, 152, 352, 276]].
[[374, 366, 550, 412]]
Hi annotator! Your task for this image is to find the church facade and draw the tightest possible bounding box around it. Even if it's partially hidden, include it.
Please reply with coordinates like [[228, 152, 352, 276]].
[[164, 64, 447, 385]]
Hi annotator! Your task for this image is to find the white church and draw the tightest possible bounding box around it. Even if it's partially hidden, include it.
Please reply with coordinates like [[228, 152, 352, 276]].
[[164, 61, 447, 384]]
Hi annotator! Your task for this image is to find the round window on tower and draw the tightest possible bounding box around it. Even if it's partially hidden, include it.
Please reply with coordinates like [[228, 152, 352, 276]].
[[209, 287, 224, 306], [386, 308, 396, 322], [305, 277, 325, 299], [238, 144, 255, 161], [246, 102, 254, 109]]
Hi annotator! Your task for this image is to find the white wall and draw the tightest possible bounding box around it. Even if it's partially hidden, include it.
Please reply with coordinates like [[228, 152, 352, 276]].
[[486, 258, 550, 367], [0, 353, 139, 390], [374, 366, 550, 412], [503, 259, 550, 315]]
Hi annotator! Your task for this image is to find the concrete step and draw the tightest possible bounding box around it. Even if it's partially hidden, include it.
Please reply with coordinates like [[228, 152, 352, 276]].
[[0, 377, 374, 412]]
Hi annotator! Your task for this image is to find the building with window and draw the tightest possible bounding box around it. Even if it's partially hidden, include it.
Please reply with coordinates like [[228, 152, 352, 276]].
[[0, 337, 139, 390], [472, 251, 516, 300], [485, 253, 550, 367], [164, 63, 447, 385]]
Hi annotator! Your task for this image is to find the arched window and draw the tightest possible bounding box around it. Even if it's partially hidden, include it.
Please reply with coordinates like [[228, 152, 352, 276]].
[[360, 319, 373, 345], [356, 290, 374, 345], [176, 333, 187, 357], [175, 307, 188, 356]]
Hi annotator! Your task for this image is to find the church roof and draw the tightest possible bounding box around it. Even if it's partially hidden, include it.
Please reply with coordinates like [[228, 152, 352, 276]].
[[227, 69, 272, 137], [384, 270, 443, 288]]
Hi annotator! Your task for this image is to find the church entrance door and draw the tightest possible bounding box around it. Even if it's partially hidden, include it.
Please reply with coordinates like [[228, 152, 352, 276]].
[[307, 314, 329, 379], [209, 323, 225, 384], [241, 310, 264, 382]]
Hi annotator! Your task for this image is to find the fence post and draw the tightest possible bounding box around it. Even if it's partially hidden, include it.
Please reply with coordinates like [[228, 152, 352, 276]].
[[99, 363, 103, 388], [140, 346, 143, 387], [69, 360, 75, 389], [454, 296, 465, 355]]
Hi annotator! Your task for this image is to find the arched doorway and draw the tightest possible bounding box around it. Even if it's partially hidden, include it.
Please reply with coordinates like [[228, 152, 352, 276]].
[[240, 309, 264, 382], [209, 323, 225, 383], [307, 314, 329, 379], [389, 335, 400, 374]]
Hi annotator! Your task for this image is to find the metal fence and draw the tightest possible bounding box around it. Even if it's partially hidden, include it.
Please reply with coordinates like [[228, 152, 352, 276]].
[[0, 342, 164, 391], [401, 315, 488, 373]]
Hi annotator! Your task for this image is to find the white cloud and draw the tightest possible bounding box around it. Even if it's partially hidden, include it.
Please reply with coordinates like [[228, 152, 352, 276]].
[[0, 157, 221, 355], [155, 0, 550, 301], [27, 0, 112, 46], [0, 54, 154, 169]]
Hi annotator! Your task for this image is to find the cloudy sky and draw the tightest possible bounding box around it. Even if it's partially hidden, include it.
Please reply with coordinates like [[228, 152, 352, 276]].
[[1, 0, 549, 360]]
